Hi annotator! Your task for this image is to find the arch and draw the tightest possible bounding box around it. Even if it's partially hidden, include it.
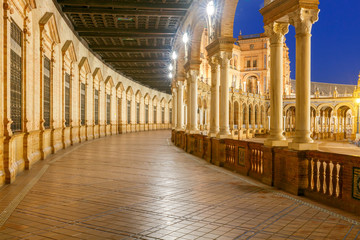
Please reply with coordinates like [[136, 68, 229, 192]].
[[283, 103, 296, 114], [244, 74, 258, 94], [334, 102, 355, 114], [316, 103, 334, 113], [218, 0, 238, 38], [62, 40, 77, 63], [189, 17, 207, 62]]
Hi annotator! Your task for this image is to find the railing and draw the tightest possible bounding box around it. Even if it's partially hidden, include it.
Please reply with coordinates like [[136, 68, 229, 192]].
[[306, 151, 343, 199], [224, 139, 266, 181], [249, 142, 264, 175], [172, 129, 360, 215]]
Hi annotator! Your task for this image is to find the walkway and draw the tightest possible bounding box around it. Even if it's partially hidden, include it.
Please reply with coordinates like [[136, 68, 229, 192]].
[[0, 131, 359, 240]]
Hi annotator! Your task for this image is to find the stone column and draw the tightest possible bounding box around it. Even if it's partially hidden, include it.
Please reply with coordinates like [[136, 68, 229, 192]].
[[189, 70, 199, 133], [289, 8, 319, 150], [264, 22, 289, 147], [176, 81, 184, 130], [172, 88, 177, 129], [217, 51, 232, 138], [229, 100, 234, 131], [208, 57, 220, 137], [186, 79, 191, 132]]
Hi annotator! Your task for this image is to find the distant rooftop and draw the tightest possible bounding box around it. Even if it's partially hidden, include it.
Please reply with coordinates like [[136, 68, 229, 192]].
[[290, 80, 356, 97]]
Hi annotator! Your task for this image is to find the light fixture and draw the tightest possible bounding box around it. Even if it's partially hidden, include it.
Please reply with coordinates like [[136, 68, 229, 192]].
[[182, 33, 189, 44], [168, 73, 173, 78], [207, 1, 215, 16], [169, 64, 173, 71], [172, 51, 177, 60], [357, 98, 360, 104]]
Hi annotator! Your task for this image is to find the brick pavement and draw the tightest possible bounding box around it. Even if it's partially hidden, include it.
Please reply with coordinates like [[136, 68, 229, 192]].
[[0, 131, 359, 240]]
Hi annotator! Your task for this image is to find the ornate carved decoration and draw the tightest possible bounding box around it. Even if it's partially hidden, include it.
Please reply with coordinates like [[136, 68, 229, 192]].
[[264, 22, 289, 44], [289, 8, 319, 35]]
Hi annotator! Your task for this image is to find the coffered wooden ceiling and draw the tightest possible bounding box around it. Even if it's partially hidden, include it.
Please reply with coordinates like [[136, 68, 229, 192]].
[[56, 0, 192, 94]]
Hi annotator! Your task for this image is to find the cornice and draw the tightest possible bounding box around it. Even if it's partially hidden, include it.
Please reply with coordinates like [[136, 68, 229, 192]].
[[205, 37, 236, 58], [260, 0, 319, 25]]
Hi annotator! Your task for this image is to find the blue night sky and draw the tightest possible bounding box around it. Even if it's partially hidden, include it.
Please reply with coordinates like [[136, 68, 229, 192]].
[[233, 0, 360, 85]]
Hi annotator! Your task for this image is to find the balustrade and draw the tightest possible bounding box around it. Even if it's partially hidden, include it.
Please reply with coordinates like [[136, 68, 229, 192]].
[[172, 130, 360, 215], [307, 151, 343, 199], [249, 143, 264, 175]]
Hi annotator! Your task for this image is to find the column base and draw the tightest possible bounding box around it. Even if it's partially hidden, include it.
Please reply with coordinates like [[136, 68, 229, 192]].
[[188, 130, 199, 134], [176, 127, 184, 131], [264, 139, 288, 147], [216, 133, 232, 139], [208, 132, 218, 138], [356, 133, 360, 141], [288, 142, 318, 151]]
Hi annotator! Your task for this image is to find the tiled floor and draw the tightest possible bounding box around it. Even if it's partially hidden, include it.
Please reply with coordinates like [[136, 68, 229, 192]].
[[0, 130, 359, 240]]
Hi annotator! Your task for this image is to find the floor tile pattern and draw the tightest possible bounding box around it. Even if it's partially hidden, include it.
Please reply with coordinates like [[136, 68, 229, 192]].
[[0, 131, 359, 239]]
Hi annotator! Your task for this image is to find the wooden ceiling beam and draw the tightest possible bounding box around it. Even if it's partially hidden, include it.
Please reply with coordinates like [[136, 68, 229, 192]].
[[76, 27, 176, 34], [57, 0, 190, 10], [103, 57, 168, 63], [116, 66, 167, 70], [90, 45, 171, 52], [61, 7, 186, 16], [79, 32, 175, 38]]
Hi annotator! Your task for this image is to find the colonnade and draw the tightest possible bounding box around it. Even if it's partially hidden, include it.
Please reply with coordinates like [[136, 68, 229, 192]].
[[261, 4, 320, 150], [284, 104, 357, 141]]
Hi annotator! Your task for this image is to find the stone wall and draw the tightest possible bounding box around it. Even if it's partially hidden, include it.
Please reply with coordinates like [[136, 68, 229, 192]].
[[0, 0, 172, 186]]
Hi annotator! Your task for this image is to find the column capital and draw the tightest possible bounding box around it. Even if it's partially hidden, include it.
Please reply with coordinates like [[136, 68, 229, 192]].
[[218, 51, 232, 68], [289, 8, 319, 35], [188, 69, 199, 83], [177, 80, 184, 87], [207, 55, 220, 72], [264, 22, 289, 44]]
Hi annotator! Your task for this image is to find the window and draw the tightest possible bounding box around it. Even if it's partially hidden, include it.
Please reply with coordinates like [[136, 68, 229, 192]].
[[94, 89, 99, 125], [136, 102, 140, 124], [106, 94, 110, 125], [64, 73, 70, 127], [250, 44, 254, 50], [10, 22, 22, 132], [145, 104, 149, 124], [127, 100, 131, 124], [161, 107, 165, 124], [44, 57, 51, 129], [153, 106, 157, 123], [264, 54, 267, 68], [246, 60, 251, 68], [80, 83, 85, 125], [264, 43, 267, 48], [253, 60, 257, 68], [169, 109, 172, 124]]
